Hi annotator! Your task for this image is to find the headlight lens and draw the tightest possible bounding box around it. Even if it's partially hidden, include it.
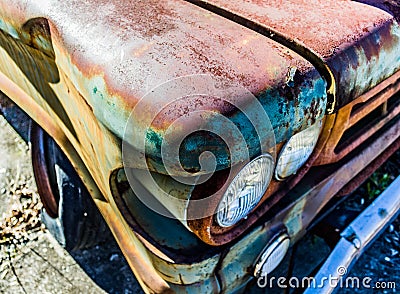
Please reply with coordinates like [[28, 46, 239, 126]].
[[216, 154, 274, 227], [275, 121, 322, 180], [254, 233, 290, 277]]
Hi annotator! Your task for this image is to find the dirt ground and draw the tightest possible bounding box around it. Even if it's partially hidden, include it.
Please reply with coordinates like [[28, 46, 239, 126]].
[[0, 114, 142, 294], [0, 106, 399, 293]]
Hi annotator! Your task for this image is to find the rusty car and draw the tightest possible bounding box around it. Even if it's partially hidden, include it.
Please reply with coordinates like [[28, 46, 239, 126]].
[[0, 0, 399, 293]]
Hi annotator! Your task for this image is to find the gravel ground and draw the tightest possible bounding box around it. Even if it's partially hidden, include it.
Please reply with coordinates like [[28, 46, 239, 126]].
[[338, 150, 400, 294], [342, 219, 400, 293], [0, 107, 399, 294], [0, 114, 142, 294]]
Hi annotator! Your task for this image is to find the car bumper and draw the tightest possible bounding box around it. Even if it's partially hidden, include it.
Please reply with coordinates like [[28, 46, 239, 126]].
[[139, 115, 400, 293], [304, 174, 400, 294]]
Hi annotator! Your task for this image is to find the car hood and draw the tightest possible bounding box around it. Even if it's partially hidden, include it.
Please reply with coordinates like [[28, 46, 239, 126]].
[[1, 0, 398, 174], [0, 0, 328, 175], [189, 0, 400, 111]]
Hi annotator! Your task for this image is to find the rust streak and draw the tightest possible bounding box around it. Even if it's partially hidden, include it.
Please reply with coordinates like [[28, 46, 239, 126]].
[[185, 0, 337, 113]]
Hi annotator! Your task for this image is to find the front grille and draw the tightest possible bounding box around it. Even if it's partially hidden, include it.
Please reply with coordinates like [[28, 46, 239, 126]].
[[315, 70, 400, 165]]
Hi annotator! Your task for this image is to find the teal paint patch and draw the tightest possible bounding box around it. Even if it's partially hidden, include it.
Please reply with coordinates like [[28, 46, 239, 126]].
[[146, 129, 163, 152], [142, 73, 327, 173]]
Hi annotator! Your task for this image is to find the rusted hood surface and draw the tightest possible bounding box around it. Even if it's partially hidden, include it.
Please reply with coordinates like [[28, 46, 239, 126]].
[[0, 0, 327, 174], [189, 0, 400, 110]]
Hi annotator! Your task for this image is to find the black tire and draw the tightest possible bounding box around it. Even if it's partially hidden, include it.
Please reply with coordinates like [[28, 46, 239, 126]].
[[31, 125, 110, 251]]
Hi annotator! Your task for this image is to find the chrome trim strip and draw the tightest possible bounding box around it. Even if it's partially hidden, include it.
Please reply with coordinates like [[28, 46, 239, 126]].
[[305, 175, 400, 294]]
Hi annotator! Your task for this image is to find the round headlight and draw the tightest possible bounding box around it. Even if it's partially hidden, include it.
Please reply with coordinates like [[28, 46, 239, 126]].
[[254, 233, 290, 277], [216, 154, 274, 227], [275, 121, 322, 180]]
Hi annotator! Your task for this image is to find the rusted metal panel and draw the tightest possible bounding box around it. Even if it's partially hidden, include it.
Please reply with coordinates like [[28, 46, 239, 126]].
[[114, 112, 400, 288], [0, 7, 172, 294], [315, 69, 400, 165], [0, 0, 328, 249], [354, 0, 400, 22], [338, 137, 400, 197], [187, 0, 400, 113], [112, 114, 400, 291], [113, 173, 217, 256], [305, 174, 400, 294], [0, 59, 173, 294], [0, 0, 326, 175], [0, 0, 317, 289], [186, 116, 334, 246], [0, 1, 398, 292], [218, 114, 400, 293]]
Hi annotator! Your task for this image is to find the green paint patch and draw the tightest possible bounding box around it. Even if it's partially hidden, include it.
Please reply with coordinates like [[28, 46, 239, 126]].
[[146, 129, 162, 151]]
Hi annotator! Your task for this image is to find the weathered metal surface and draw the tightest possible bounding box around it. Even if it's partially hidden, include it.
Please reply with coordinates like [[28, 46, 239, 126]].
[[305, 175, 400, 294], [0, 0, 329, 250], [0, 0, 326, 175], [186, 117, 333, 246], [338, 136, 400, 197], [315, 69, 400, 165], [30, 124, 59, 218], [187, 0, 400, 112], [0, 26, 121, 199], [0, 8, 173, 294], [355, 0, 400, 22], [0, 0, 398, 292], [112, 169, 216, 257], [0, 0, 320, 289], [218, 114, 400, 294], [0, 68, 173, 294], [113, 113, 400, 289], [0, 20, 77, 138], [111, 170, 224, 288]]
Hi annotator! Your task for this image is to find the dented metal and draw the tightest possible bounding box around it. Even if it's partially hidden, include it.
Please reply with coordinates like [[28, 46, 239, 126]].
[[0, 0, 399, 293], [1, 0, 327, 175], [188, 0, 400, 112]]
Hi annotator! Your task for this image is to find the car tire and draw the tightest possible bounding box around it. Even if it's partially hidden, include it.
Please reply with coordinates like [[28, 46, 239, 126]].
[[31, 124, 110, 251]]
